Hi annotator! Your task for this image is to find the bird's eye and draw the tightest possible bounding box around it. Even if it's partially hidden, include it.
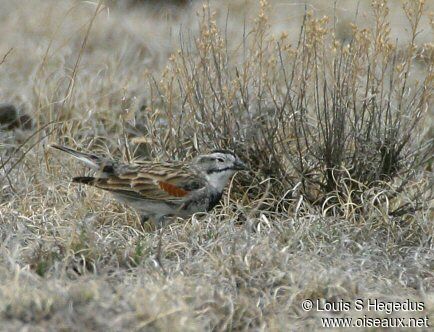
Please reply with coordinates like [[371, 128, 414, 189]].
[[217, 158, 224, 163]]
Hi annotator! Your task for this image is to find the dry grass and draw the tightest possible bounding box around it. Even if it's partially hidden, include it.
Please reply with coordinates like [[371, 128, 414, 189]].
[[0, 0, 433, 330]]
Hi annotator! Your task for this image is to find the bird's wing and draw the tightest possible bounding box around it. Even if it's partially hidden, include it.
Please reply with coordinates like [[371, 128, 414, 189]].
[[73, 162, 207, 202]]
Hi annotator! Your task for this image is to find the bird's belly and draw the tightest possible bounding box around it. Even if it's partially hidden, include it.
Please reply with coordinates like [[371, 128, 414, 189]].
[[112, 189, 223, 218], [111, 194, 178, 215]]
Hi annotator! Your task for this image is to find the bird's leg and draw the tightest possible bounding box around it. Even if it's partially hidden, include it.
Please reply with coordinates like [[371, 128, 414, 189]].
[[152, 216, 166, 229], [155, 216, 167, 274], [140, 215, 150, 227]]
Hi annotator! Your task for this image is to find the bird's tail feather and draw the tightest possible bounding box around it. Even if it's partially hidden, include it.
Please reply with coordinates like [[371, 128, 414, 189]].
[[50, 144, 101, 170], [72, 176, 96, 185]]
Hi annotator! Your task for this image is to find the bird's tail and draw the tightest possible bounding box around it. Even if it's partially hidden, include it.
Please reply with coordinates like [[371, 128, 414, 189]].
[[72, 176, 96, 185], [50, 144, 102, 170]]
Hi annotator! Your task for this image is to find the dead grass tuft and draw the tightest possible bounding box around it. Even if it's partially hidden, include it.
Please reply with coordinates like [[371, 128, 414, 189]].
[[0, 0, 433, 330]]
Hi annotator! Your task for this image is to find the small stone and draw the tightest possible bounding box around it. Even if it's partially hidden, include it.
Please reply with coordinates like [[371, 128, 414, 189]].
[[11, 114, 34, 130], [0, 103, 34, 130], [0, 103, 18, 126]]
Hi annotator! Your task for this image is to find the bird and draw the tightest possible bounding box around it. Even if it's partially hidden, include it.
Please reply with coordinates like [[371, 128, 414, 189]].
[[50, 145, 248, 228]]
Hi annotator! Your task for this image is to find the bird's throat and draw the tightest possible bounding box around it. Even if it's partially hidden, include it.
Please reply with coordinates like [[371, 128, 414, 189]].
[[205, 170, 235, 192]]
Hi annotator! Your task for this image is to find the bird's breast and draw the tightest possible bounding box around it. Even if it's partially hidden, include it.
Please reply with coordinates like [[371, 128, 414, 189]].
[[207, 191, 223, 211]]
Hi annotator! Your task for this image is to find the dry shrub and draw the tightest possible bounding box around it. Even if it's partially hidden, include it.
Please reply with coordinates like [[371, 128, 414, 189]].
[[132, 0, 433, 217]]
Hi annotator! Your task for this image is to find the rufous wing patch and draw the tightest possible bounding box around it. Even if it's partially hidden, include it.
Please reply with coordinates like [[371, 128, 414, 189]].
[[158, 181, 189, 197]]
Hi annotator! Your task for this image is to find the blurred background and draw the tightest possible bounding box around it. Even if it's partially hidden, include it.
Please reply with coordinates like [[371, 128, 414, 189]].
[[0, 0, 432, 128]]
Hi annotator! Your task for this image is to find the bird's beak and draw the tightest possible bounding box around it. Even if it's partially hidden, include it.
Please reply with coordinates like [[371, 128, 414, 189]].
[[233, 160, 249, 171]]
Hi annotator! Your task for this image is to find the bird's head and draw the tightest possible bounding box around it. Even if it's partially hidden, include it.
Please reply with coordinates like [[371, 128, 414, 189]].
[[192, 150, 248, 191]]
